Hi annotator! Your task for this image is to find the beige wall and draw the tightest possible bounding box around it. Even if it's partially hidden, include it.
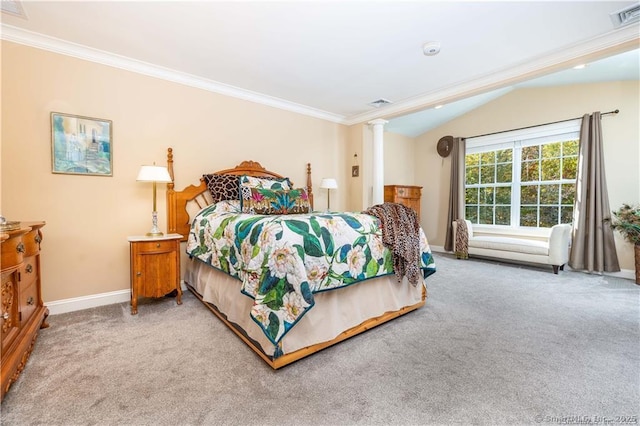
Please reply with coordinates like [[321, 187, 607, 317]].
[[384, 131, 416, 185], [1, 41, 349, 302], [415, 81, 640, 271], [346, 124, 363, 212]]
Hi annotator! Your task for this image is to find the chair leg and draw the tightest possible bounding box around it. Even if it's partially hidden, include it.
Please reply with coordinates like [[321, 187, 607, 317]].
[[552, 265, 559, 274], [560, 264, 565, 271]]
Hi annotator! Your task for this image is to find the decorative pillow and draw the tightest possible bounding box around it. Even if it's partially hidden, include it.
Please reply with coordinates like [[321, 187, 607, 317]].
[[203, 174, 240, 203], [242, 187, 310, 215], [239, 175, 291, 190], [239, 175, 292, 211]]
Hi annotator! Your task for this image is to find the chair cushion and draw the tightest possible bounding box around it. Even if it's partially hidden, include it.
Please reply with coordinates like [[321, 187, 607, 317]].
[[469, 236, 549, 256]]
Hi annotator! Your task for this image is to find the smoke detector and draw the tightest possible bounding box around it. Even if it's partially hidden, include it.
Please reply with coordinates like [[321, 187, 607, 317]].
[[422, 41, 441, 56]]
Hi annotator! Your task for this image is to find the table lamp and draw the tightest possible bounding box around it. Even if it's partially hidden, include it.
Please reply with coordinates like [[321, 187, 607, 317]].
[[320, 178, 338, 211], [136, 164, 172, 236]]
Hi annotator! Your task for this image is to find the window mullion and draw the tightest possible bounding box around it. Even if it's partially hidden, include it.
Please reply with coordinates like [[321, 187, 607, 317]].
[[512, 142, 522, 226]]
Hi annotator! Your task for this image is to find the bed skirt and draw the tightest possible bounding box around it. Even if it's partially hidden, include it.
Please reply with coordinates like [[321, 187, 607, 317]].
[[184, 258, 426, 362]]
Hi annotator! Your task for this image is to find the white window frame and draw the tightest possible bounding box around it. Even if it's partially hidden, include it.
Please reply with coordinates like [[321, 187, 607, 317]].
[[465, 120, 581, 229]]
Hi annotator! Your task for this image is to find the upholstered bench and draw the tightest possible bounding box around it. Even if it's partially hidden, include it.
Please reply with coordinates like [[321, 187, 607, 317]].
[[452, 219, 572, 274]]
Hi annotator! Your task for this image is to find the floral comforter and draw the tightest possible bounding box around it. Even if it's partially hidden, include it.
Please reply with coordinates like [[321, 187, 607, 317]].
[[186, 201, 436, 346]]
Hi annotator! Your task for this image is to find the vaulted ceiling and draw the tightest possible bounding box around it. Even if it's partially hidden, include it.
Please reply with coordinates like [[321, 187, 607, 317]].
[[2, 1, 638, 136]]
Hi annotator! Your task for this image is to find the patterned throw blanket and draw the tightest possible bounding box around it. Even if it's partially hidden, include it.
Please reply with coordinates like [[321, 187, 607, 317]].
[[362, 203, 421, 286], [454, 218, 469, 259]]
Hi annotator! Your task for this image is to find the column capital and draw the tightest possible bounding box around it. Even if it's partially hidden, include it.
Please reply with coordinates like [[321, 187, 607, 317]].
[[367, 118, 389, 127]]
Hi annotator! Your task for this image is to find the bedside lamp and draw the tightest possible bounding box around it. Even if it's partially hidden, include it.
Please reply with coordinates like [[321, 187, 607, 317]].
[[136, 164, 172, 236], [320, 178, 338, 211]]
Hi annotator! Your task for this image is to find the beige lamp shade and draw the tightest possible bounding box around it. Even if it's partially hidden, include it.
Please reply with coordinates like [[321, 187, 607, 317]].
[[320, 178, 338, 189], [136, 165, 172, 183], [320, 178, 337, 210]]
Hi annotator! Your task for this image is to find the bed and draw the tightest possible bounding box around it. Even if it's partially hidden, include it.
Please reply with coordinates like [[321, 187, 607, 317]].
[[165, 147, 436, 368]]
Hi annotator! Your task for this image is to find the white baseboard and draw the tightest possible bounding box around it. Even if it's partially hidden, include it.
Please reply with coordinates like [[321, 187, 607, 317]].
[[46, 282, 188, 315], [46, 289, 131, 315]]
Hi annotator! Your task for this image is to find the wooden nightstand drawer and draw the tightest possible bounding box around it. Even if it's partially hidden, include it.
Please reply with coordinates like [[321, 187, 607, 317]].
[[134, 239, 178, 254]]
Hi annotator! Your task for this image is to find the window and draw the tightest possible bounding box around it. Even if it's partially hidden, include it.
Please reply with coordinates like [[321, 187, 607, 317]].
[[465, 121, 580, 228]]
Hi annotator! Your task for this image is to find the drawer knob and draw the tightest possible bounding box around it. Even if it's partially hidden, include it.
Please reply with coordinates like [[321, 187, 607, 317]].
[[27, 297, 34, 306], [136, 272, 142, 277], [16, 243, 25, 253], [156, 243, 161, 248], [1, 312, 9, 320], [26, 264, 33, 273]]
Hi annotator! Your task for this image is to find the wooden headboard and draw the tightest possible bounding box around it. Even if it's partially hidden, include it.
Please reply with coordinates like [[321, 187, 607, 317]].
[[166, 147, 314, 241]]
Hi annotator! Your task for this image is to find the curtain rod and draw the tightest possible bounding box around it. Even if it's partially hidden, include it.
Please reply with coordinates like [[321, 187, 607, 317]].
[[463, 109, 619, 140]]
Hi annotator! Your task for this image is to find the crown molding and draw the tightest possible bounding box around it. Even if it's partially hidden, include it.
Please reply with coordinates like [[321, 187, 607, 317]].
[[0, 24, 347, 125], [344, 25, 640, 126]]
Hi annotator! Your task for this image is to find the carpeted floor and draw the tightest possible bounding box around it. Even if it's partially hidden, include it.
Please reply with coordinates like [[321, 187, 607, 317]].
[[1, 253, 639, 425]]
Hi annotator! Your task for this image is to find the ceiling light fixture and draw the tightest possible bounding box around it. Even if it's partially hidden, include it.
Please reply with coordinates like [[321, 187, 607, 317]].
[[422, 41, 441, 56], [434, 104, 444, 109], [573, 64, 587, 70]]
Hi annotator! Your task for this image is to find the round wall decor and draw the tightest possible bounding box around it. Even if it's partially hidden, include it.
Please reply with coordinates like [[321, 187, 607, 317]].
[[437, 135, 454, 158]]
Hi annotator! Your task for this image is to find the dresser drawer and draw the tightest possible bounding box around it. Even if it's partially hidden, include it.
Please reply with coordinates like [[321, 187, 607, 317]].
[[1, 232, 27, 272], [133, 239, 178, 254], [22, 228, 43, 257], [19, 278, 39, 326], [18, 256, 38, 288]]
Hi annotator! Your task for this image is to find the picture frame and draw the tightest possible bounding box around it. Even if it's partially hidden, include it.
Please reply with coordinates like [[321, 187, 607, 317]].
[[51, 112, 113, 176], [352, 165, 359, 177]]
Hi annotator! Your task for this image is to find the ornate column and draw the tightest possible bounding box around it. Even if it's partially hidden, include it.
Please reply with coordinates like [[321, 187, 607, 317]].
[[368, 118, 388, 205]]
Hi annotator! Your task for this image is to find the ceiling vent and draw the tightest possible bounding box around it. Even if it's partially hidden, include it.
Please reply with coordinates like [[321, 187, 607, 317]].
[[368, 98, 393, 108], [610, 3, 640, 28], [1, 0, 27, 18]]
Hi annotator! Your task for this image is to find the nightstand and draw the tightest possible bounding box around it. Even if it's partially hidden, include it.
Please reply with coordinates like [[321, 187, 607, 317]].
[[128, 234, 182, 315]]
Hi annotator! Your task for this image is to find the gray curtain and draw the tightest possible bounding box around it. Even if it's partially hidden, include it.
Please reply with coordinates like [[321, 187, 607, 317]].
[[444, 137, 465, 252], [569, 112, 620, 272]]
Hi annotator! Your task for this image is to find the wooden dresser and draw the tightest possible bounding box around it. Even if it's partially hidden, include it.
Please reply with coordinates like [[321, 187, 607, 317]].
[[384, 185, 423, 221], [1, 221, 48, 402]]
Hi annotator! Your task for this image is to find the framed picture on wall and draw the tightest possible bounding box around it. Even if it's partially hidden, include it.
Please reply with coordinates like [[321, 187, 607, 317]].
[[51, 112, 113, 176]]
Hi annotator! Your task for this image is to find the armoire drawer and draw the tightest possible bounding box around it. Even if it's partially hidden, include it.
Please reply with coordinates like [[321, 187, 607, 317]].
[[393, 186, 421, 199]]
